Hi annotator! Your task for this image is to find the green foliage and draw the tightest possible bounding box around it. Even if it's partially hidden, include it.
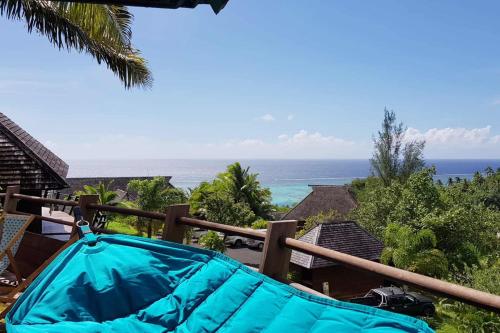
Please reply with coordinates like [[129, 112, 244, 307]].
[[219, 162, 273, 218], [370, 108, 425, 185], [296, 210, 339, 238], [353, 167, 499, 271], [381, 224, 448, 278], [272, 204, 295, 213], [353, 167, 500, 329], [128, 177, 188, 237], [76, 181, 118, 205], [204, 193, 256, 227], [0, 1, 152, 88], [435, 261, 500, 333], [349, 180, 402, 238], [251, 219, 268, 230], [189, 162, 272, 226], [199, 231, 226, 253]]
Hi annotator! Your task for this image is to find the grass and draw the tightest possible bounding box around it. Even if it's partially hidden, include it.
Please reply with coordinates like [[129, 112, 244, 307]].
[[106, 215, 145, 237]]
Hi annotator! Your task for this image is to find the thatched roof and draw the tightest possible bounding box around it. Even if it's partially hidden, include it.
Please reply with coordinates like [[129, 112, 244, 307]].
[[70, 0, 229, 14], [0, 112, 69, 190], [282, 185, 357, 221], [290, 221, 383, 269]]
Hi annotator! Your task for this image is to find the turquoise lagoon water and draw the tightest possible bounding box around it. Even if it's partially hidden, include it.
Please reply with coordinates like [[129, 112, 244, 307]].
[[68, 159, 500, 206]]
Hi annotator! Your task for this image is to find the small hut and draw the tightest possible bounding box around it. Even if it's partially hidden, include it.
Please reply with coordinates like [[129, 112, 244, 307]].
[[290, 221, 384, 299], [0, 112, 69, 231]]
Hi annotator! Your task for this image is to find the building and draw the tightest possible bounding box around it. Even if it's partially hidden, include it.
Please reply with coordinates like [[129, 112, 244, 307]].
[[282, 185, 358, 223], [0, 112, 69, 231], [290, 221, 384, 299]]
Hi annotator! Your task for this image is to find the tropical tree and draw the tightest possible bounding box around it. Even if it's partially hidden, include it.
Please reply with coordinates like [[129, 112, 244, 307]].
[[128, 177, 188, 237], [189, 162, 273, 224], [204, 193, 256, 227], [76, 181, 118, 205], [370, 108, 425, 185], [219, 162, 273, 218], [381, 223, 448, 278], [0, 0, 152, 88]]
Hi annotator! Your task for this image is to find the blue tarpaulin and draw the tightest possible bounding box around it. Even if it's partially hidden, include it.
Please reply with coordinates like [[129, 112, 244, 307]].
[[6, 234, 434, 332]]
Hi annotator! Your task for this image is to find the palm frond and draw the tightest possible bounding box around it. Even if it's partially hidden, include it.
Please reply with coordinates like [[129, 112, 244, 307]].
[[0, 0, 152, 88]]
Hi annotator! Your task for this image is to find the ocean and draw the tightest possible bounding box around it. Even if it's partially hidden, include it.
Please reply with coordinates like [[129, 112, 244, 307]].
[[67, 159, 500, 206]]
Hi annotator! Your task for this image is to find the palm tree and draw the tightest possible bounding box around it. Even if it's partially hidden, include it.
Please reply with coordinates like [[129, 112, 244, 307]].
[[77, 181, 118, 205], [128, 177, 187, 237], [221, 162, 272, 218], [0, 0, 152, 88]]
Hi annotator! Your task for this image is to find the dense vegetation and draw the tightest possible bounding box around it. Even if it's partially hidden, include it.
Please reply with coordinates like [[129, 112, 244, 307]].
[[349, 110, 500, 332]]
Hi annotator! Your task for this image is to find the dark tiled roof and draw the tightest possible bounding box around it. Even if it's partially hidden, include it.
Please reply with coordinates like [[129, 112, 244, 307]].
[[0, 112, 69, 190], [62, 176, 173, 201], [283, 185, 357, 221], [290, 221, 383, 269]]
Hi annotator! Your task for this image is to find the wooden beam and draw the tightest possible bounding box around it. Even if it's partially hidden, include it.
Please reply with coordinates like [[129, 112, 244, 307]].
[[162, 204, 190, 243], [3, 186, 20, 213], [259, 220, 297, 280]]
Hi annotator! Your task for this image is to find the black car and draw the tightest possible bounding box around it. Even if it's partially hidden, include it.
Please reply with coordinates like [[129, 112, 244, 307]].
[[349, 287, 435, 317]]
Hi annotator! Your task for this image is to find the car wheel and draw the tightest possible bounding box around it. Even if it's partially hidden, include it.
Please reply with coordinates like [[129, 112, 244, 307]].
[[257, 242, 264, 251], [422, 305, 435, 317], [234, 239, 243, 248]]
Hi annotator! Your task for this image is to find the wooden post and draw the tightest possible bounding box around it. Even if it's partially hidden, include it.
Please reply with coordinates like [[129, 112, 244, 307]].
[[3, 186, 20, 213], [162, 204, 190, 243], [72, 195, 99, 236], [259, 220, 297, 280]]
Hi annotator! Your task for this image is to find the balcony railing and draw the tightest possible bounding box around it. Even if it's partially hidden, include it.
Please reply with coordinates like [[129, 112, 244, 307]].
[[2, 185, 499, 313]]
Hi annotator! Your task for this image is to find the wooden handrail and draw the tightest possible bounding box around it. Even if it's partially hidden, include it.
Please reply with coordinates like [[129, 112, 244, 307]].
[[11, 193, 78, 207], [178, 217, 266, 241], [87, 203, 165, 220], [285, 237, 500, 312]]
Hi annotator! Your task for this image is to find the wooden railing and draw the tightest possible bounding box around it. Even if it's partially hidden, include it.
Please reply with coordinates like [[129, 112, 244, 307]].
[[2, 185, 499, 313]]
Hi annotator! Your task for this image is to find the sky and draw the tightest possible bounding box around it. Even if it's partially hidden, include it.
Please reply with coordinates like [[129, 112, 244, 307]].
[[1, 0, 500, 160]]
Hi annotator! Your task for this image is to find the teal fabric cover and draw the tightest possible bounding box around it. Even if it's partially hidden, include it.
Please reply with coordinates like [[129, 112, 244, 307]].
[[6, 235, 434, 332]]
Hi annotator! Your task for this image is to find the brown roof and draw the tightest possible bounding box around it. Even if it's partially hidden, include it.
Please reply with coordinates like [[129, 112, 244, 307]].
[[290, 221, 383, 269], [0, 112, 69, 190], [282, 185, 357, 221]]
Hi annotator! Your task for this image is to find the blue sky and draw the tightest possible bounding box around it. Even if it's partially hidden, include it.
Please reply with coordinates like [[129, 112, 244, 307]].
[[1, 0, 499, 159]]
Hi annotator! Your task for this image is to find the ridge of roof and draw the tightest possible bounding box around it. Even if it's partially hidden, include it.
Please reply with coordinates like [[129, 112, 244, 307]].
[[0, 112, 69, 188]]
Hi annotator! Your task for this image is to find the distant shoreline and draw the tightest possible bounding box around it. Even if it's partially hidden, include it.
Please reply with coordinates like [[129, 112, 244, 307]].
[[66, 159, 499, 206]]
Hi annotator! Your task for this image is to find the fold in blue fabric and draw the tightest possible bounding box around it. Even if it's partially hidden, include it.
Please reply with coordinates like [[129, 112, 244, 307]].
[[6, 235, 434, 332]]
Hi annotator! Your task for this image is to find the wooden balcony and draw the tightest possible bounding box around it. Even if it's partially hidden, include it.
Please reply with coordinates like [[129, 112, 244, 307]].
[[1, 186, 499, 313]]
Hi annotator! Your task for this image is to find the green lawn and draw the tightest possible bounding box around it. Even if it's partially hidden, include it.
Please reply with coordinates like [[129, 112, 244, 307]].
[[106, 215, 145, 237]]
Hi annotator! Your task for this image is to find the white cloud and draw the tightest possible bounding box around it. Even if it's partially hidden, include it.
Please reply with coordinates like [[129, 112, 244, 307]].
[[280, 130, 353, 146], [56, 130, 364, 161], [47, 127, 500, 162], [287, 114, 294, 121], [404, 126, 492, 145], [258, 114, 275, 122], [403, 126, 500, 158], [490, 135, 500, 144]]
